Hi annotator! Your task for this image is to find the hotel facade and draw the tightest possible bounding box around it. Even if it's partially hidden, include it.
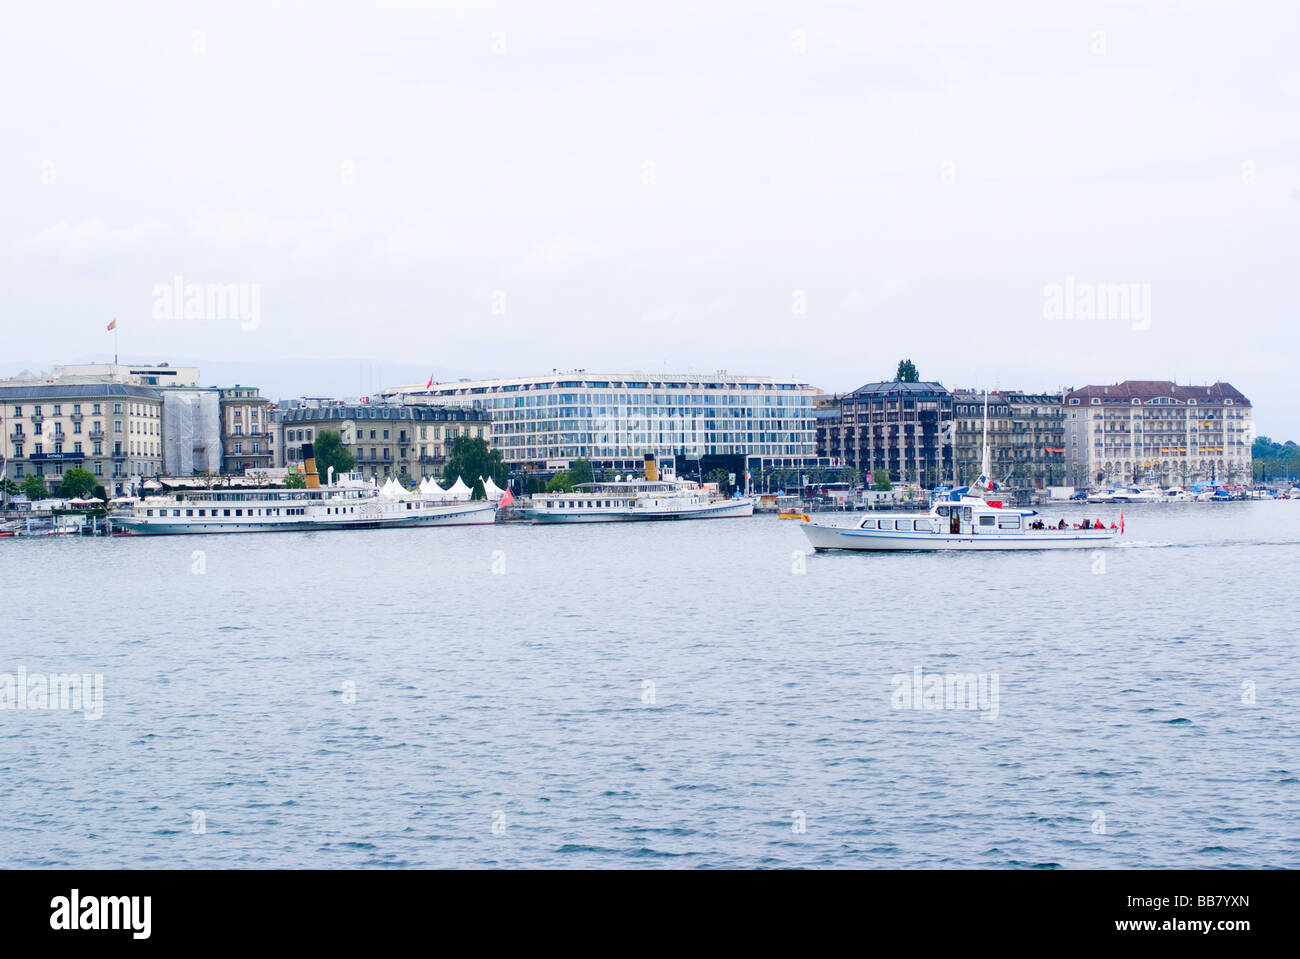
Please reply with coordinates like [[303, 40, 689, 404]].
[[1063, 380, 1253, 486], [276, 403, 490, 482], [378, 372, 821, 477], [0, 383, 164, 496]]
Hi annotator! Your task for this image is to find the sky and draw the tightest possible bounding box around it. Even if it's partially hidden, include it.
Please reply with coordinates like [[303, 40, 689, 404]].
[[2, 1, 1296, 435]]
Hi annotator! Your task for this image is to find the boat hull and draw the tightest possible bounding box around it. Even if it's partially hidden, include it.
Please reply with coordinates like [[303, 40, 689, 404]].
[[801, 522, 1113, 551], [522, 499, 754, 523], [111, 500, 496, 535]]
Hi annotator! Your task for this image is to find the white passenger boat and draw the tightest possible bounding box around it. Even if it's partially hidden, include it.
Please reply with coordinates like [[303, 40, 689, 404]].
[[521, 454, 754, 523], [110, 444, 496, 535], [801, 392, 1117, 552], [801, 490, 1114, 551]]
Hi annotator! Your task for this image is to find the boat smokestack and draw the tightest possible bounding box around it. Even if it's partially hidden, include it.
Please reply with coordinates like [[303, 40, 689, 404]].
[[643, 453, 658, 482], [302, 442, 321, 489]]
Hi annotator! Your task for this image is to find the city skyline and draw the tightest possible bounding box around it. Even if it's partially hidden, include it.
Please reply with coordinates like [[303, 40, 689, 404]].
[[3, 2, 1296, 436]]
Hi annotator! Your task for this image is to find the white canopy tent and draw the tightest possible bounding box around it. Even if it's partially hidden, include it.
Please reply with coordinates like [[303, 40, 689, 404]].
[[482, 476, 505, 501], [447, 476, 472, 501]]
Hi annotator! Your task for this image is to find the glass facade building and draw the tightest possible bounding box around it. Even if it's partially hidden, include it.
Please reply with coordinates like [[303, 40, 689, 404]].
[[380, 373, 820, 473]]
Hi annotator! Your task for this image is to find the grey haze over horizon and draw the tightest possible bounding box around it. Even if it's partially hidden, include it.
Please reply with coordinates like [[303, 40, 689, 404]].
[[2, 1, 1296, 435]]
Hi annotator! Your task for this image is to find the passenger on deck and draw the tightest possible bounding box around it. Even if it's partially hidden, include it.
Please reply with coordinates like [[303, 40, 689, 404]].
[[1081, 518, 1091, 529], [1057, 519, 1067, 530]]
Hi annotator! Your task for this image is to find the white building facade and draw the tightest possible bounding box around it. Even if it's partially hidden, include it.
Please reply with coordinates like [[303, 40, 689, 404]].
[[1064, 380, 1253, 486], [379, 372, 820, 474]]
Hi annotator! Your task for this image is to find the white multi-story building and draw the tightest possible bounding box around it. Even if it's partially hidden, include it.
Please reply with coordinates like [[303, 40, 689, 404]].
[[1064, 380, 1253, 486], [378, 372, 820, 475], [0, 383, 164, 496]]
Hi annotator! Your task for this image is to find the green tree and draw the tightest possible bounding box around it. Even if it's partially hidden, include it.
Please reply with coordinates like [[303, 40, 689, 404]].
[[441, 436, 507, 488], [58, 467, 98, 499], [21, 474, 48, 500], [1, 478, 19, 496], [568, 458, 594, 487], [895, 359, 919, 383], [312, 429, 355, 484], [284, 470, 306, 489], [706, 468, 732, 495], [471, 477, 487, 500], [871, 468, 893, 491], [546, 473, 574, 492]]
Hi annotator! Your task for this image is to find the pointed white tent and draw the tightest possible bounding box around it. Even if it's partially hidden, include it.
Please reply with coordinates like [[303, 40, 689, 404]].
[[482, 476, 505, 501], [447, 476, 472, 501], [426, 478, 447, 498]]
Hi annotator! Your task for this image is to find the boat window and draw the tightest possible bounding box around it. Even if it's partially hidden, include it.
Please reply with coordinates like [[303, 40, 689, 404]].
[[997, 517, 1020, 529], [914, 520, 933, 532], [979, 515, 996, 527], [860, 519, 875, 529]]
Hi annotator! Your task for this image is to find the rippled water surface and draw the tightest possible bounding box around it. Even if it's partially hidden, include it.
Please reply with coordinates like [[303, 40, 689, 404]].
[[2, 501, 1299, 868]]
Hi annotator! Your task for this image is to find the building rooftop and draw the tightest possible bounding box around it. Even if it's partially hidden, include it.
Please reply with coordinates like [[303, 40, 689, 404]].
[[276, 404, 487, 423], [848, 380, 950, 396], [382, 371, 815, 396], [0, 383, 163, 400], [1065, 381, 1250, 406]]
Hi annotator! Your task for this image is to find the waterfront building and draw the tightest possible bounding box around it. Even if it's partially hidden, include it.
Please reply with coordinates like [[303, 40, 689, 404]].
[[1063, 380, 1253, 486], [0, 383, 164, 496], [218, 386, 273, 474], [813, 394, 846, 465], [161, 389, 222, 476], [831, 381, 954, 487], [951, 390, 1066, 488], [275, 403, 490, 482], [50, 363, 201, 388], [952, 390, 1012, 486], [378, 372, 821, 479]]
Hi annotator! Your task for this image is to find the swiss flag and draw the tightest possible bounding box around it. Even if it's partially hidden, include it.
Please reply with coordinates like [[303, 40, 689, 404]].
[[425, 374, 433, 390], [498, 488, 514, 508]]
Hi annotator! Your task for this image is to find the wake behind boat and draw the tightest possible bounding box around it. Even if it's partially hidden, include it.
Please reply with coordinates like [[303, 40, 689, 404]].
[[110, 443, 495, 535]]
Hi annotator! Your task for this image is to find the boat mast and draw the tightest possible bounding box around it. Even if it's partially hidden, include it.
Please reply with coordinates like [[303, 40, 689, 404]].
[[981, 390, 991, 491]]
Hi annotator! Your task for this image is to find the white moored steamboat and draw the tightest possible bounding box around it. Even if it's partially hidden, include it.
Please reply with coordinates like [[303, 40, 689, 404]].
[[521, 454, 754, 523], [801, 392, 1119, 552], [111, 444, 496, 535]]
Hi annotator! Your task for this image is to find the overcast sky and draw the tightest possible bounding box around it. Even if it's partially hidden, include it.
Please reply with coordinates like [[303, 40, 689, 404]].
[[2, 1, 1296, 434]]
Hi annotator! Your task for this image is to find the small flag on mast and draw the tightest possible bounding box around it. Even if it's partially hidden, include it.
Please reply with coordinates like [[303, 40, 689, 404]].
[[498, 487, 514, 508], [425, 374, 434, 390], [107, 318, 117, 331]]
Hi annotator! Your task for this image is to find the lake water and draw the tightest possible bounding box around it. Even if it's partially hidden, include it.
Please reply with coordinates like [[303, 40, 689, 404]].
[[2, 501, 1298, 868]]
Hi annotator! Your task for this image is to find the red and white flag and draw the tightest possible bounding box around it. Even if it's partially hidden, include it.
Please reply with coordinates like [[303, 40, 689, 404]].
[[425, 374, 433, 390], [107, 318, 117, 331], [498, 488, 514, 508]]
